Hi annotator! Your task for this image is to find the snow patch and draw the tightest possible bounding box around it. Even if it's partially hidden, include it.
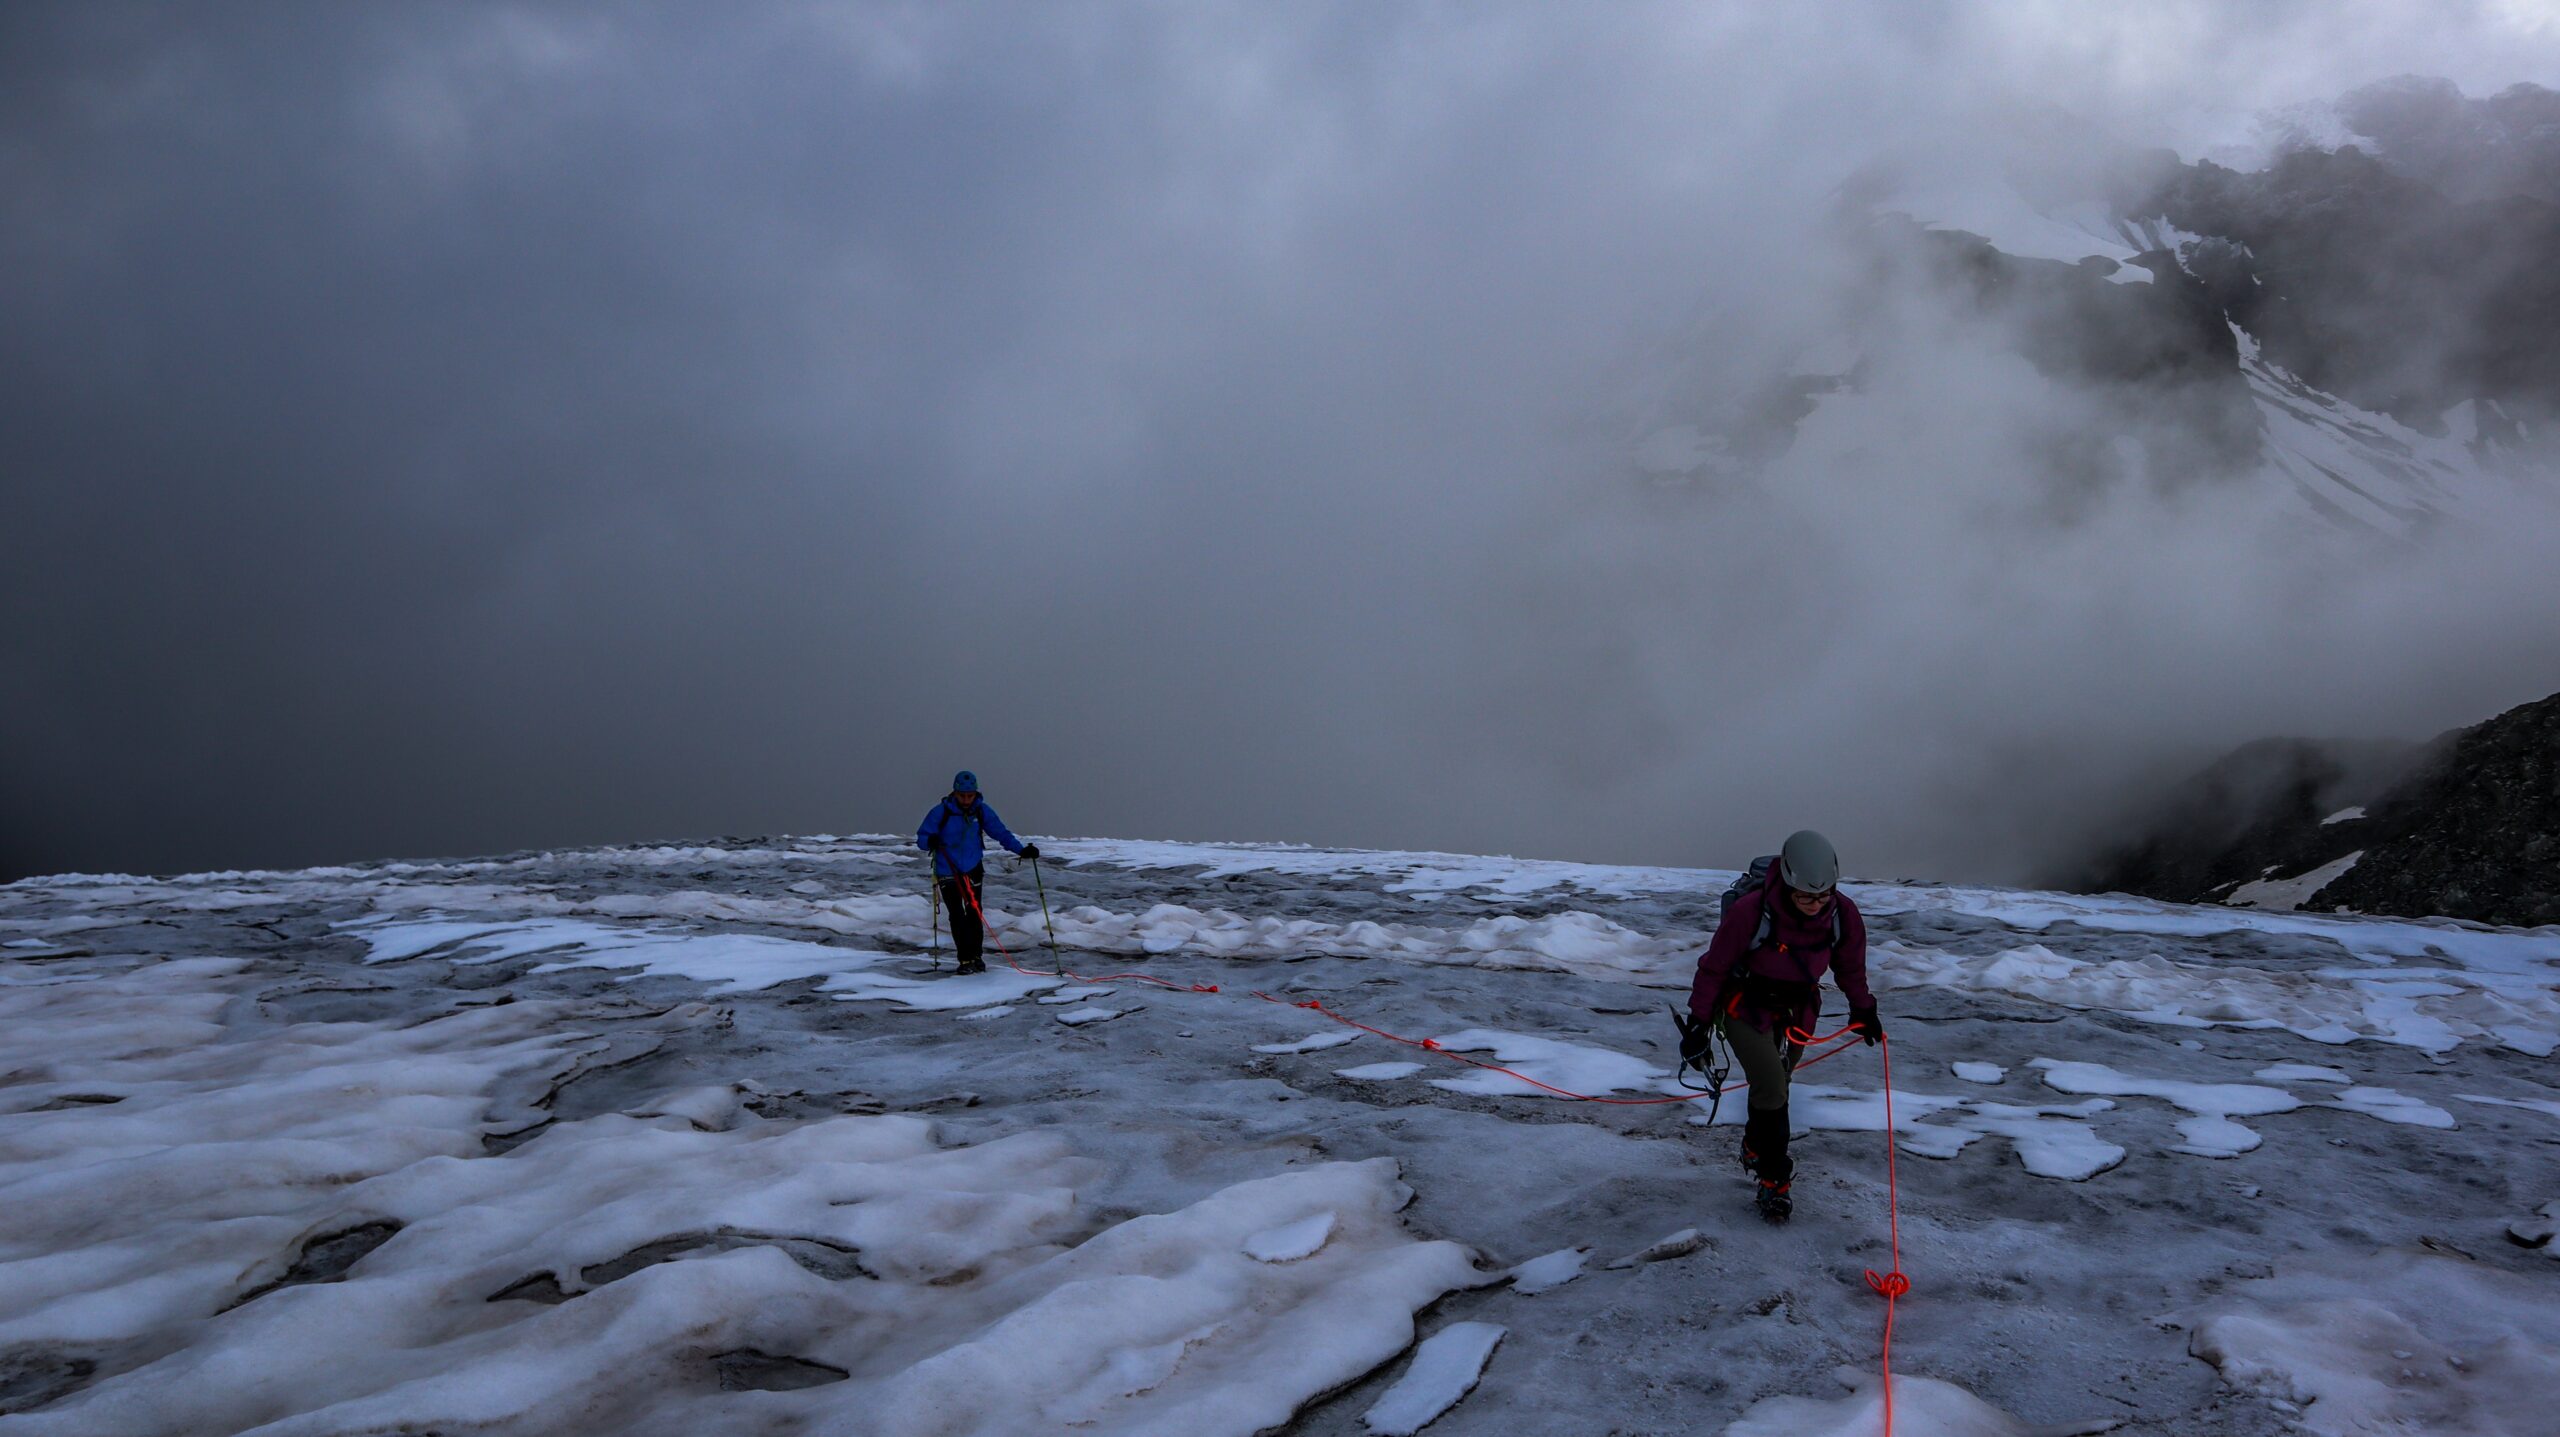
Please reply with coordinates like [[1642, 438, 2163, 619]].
[[1506, 1246, 1589, 1295], [1337, 1062, 1426, 1081], [2227, 851, 2363, 911], [2190, 1251, 2560, 1437], [1362, 1321, 1505, 1436], [1425, 1029, 1671, 1099], [2029, 1058, 2298, 1158], [1253, 1029, 1363, 1055], [1724, 1369, 2084, 1437], [1896, 1099, 2125, 1180], [2321, 1086, 2454, 1129], [0, 949, 1483, 1436]]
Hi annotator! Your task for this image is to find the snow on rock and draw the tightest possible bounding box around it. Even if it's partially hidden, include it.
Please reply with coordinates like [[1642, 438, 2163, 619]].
[[1361, 1321, 1506, 1436], [2189, 1250, 2560, 1437], [1244, 1211, 1337, 1263], [2321, 806, 2366, 826], [2028, 1059, 2300, 1158], [2231, 322, 2525, 538], [1054, 1005, 1134, 1026], [2227, 851, 2365, 911], [1425, 1028, 1671, 1099], [1952, 1061, 2006, 1084], [1506, 1246, 1589, 1295], [1253, 1029, 1363, 1055]]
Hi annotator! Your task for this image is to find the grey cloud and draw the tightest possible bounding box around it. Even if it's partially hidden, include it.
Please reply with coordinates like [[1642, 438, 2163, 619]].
[[4, 1, 2558, 883]]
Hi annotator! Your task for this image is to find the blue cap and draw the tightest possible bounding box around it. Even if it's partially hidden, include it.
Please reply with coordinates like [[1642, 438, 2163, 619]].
[[952, 770, 979, 793]]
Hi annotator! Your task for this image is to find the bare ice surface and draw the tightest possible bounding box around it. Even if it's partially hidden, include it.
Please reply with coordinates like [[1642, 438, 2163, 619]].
[[3, 833, 2556, 1434]]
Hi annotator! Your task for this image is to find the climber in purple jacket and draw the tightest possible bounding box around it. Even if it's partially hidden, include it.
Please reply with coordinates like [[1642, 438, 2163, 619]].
[[1685, 829, 1881, 1221]]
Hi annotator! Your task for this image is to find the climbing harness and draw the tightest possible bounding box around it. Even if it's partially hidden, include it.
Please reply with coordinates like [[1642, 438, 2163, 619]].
[[1667, 1003, 1734, 1124]]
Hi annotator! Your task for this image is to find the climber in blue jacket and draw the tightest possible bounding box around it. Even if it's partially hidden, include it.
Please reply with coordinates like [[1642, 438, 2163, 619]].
[[916, 771, 1038, 974]]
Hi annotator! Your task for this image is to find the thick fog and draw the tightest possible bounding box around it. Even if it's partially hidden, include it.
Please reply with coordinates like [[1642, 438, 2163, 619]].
[[5, 2, 2558, 883]]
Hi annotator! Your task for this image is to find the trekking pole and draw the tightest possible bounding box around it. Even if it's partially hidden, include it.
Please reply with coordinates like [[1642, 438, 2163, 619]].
[[1030, 852, 1064, 976], [923, 844, 943, 970]]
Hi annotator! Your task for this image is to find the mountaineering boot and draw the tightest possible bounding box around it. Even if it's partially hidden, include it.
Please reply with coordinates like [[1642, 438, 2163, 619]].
[[957, 957, 987, 975], [1745, 1108, 1794, 1224]]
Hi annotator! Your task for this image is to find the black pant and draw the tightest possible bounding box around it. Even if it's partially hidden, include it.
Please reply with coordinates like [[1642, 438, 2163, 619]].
[[936, 866, 987, 967]]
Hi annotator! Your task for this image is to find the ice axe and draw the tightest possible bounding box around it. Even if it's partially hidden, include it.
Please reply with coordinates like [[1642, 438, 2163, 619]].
[[1667, 1004, 1732, 1122]]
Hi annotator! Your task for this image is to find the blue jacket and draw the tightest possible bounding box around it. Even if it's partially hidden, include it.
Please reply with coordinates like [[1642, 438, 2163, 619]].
[[916, 797, 1024, 876]]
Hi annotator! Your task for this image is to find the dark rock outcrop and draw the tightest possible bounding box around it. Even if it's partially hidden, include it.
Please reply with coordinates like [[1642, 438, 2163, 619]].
[[2132, 139, 2560, 425], [2066, 737, 2428, 904], [2069, 689, 2560, 928], [2311, 690, 2560, 926], [2337, 77, 2560, 206]]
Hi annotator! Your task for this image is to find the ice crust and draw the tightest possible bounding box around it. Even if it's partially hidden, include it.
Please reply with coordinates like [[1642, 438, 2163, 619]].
[[2189, 1251, 2560, 1436], [0, 948, 1477, 1436], [9, 832, 2557, 1434], [338, 838, 2560, 1057]]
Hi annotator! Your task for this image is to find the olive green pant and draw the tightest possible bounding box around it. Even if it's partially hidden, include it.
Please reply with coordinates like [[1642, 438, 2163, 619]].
[[1724, 1020, 1802, 1114]]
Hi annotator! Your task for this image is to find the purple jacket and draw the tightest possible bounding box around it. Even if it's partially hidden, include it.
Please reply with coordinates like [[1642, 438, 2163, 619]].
[[1686, 871, 1873, 1038]]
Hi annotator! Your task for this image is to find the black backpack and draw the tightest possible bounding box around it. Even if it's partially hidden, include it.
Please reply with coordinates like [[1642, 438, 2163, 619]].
[[1720, 855, 1844, 947]]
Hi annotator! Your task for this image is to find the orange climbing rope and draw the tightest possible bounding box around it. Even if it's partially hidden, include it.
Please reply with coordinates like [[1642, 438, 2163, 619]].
[[945, 872, 1910, 1430]]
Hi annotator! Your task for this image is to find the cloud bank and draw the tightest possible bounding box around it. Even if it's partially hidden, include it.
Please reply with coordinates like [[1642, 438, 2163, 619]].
[[4, 1, 2557, 882]]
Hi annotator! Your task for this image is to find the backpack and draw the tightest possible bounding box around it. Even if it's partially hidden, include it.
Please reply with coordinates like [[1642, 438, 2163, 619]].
[[1720, 855, 1844, 948]]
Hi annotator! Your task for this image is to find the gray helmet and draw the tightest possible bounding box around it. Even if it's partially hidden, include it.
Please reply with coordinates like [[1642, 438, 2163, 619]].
[[1778, 829, 1839, 894]]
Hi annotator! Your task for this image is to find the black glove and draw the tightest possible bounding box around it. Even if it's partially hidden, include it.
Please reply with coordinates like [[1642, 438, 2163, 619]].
[[1677, 1013, 1715, 1068], [1849, 1007, 1884, 1047], [1020, 844, 1041, 862]]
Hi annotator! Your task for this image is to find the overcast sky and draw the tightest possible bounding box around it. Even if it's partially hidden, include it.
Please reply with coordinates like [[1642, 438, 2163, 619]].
[[6, 1, 2559, 884]]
